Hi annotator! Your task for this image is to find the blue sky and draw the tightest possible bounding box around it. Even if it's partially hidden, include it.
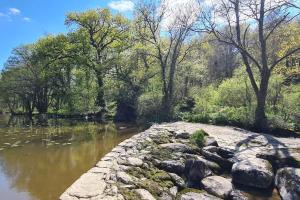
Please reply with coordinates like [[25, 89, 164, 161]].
[[0, 0, 134, 70]]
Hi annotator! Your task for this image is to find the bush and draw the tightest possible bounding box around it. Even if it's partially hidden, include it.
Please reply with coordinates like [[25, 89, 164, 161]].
[[190, 130, 206, 147], [186, 113, 210, 123]]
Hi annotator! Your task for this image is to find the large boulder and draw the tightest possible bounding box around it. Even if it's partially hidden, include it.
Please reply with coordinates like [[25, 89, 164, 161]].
[[180, 192, 222, 200], [201, 176, 233, 199], [231, 158, 274, 189], [185, 159, 212, 188], [275, 167, 300, 200]]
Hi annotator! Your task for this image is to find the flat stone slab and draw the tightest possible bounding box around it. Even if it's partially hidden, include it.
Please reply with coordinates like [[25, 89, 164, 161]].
[[62, 173, 106, 199]]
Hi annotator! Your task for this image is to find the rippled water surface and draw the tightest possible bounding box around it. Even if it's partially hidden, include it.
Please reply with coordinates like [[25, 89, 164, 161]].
[[0, 115, 141, 200]]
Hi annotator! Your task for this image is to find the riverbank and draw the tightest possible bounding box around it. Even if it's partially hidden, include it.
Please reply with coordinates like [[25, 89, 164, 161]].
[[60, 122, 300, 200]]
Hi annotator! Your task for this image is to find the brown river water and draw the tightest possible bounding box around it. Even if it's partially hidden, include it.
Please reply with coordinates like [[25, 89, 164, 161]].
[[0, 115, 141, 200]]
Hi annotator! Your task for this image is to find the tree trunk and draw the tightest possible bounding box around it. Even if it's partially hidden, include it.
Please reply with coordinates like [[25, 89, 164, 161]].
[[254, 91, 268, 131], [254, 71, 270, 131], [95, 72, 107, 122]]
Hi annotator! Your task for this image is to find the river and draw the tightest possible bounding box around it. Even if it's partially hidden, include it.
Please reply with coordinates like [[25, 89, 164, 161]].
[[0, 115, 141, 200]]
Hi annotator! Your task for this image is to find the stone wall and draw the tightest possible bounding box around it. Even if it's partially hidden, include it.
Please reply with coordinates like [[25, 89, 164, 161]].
[[60, 122, 300, 200]]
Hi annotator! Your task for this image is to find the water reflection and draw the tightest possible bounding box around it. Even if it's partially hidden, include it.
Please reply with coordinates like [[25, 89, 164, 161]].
[[0, 115, 140, 200]]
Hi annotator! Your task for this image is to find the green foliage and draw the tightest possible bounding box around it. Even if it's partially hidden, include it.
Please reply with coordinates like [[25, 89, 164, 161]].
[[190, 130, 206, 147]]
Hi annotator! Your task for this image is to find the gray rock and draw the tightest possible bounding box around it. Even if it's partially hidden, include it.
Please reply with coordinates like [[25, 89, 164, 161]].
[[127, 157, 143, 167], [180, 192, 222, 200], [185, 154, 222, 174], [275, 167, 300, 200], [185, 159, 212, 188], [168, 173, 185, 188], [204, 136, 218, 147], [196, 156, 222, 174], [135, 189, 156, 200], [160, 143, 192, 153], [256, 148, 300, 169], [201, 150, 233, 171], [202, 146, 219, 153], [64, 173, 106, 199], [229, 190, 249, 200], [158, 160, 185, 175], [201, 176, 233, 199], [169, 186, 178, 197], [175, 131, 190, 139], [217, 147, 235, 159], [232, 158, 274, 189], [159, 192, 173, 200], [117, 171, 133, 184]]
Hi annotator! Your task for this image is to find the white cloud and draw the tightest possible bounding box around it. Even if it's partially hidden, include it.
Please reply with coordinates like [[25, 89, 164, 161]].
[[9, 8, 21, 15], [23, 17, 31, 22], [108, 0, 134, 12], [0, 12, 5, 17]]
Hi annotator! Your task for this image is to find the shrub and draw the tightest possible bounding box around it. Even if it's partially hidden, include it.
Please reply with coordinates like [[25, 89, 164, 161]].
[[190, 130, 206, 147], [187, 113, 210, 123]]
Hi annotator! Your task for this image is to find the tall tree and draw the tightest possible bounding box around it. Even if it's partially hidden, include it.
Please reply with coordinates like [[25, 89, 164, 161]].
[[200, 0, 300, 130], [66, 9, 130, 121], [135, 0, 198, 120]]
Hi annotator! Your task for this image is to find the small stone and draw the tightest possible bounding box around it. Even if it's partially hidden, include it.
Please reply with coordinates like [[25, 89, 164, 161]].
[[204, 136, 218, 147], [168, 173, 185, 188], [169, 186, 178, 197], [159, 192, 172, 200], [201, 150, 233, 171], [134, 189, 156, 200], [232, 158, 274, 189], [127, 157, 143, 166], [202, 146, 218, 153], [96, 161, 113, 168], [88, 167, 111, 175], [229, 190, 249, 200], [117, 171, 134, 184], [201, 176, 233, 199], [160, 143, 192, 153], [175, 131, 190, 139], [275, 167, 300, 200], [217, 147, 235, 159]]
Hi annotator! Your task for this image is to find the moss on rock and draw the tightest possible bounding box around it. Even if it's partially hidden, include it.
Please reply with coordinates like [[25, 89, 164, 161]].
[[118, 187, 140, 200]]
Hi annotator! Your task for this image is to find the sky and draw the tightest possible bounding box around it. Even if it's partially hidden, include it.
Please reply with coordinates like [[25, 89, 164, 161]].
[[0, 0, 135, 70]]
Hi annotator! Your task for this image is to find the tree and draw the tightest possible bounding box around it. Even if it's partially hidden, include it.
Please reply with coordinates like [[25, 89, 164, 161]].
[[66, 9, 130, 121], [135, 0, 198, 120], [200, 0, 300, 130]]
